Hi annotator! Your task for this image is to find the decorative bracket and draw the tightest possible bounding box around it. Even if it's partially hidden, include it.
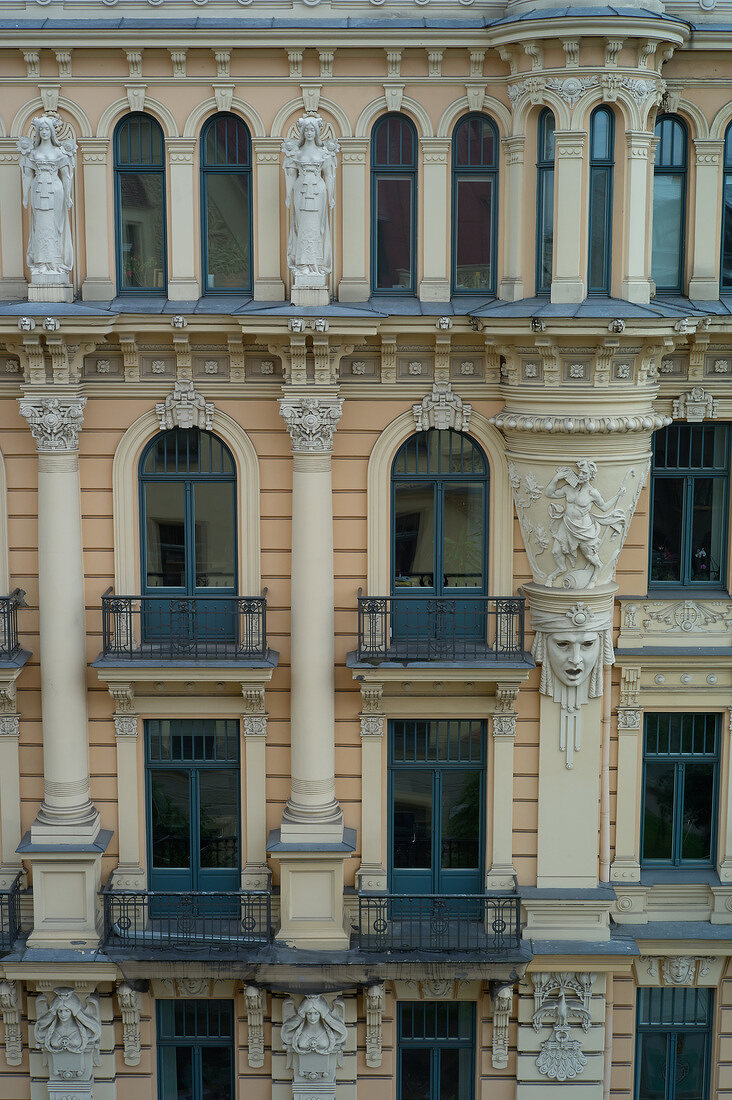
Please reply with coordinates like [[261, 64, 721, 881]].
[[245, 986, 265, 1067], [155, 380, 214, 432], [0, 981, 22, 1066], [412, 382, 471, 433], [365, 985, 384, 1068], [116, 983, 141, 1066]]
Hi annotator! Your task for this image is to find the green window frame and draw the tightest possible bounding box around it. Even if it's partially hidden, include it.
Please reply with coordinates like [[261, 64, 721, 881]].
[[371, 113, 418, 294], [200, 113, 252, 294], [113, 113, 166, 295], [641, 713, 719, 868], [651, 114, 687, 294], [649, 423, 730, 590], [157, 999, 235, 1100], [588, 106, 614, 294], [398, 1001, 475, 1100], [635, 988, 713, 1100], [722, 121, 732, 292], [535, 108, 555, 294], [451, 113, 498, 295]]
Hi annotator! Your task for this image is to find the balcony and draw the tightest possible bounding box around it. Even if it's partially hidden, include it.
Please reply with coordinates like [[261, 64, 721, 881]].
[[102, 888, 271, 958], [354, 893, 522, 957], [0, 874, 22, 955]]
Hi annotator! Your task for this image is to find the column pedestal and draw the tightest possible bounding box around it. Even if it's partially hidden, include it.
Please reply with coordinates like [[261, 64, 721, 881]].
[[269, 836, 354, 950]]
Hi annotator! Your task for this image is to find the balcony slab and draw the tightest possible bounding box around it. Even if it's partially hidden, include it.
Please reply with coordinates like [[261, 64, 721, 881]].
[[92, 656, 278, 699], [348, 654, 532, 701]]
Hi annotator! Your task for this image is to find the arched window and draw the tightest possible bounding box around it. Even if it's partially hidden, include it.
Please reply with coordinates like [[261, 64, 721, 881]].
[[536, 109, 555, 293], [652, 114, 687, 293], [114, 113, 166, 293], [391, 429, 488, 643], [721, 122, 732, 292], [588, 107, 614, 294], [371, 113, 417, 293], [200, 113, 252, 294], [452, 113, 498, 294], [139, 428, 237, 640]]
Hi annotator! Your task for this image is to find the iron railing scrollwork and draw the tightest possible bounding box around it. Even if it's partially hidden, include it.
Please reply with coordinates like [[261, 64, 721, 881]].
[[0, 590, 26, 661], [102, 888, 271, 952], [0, 873, 22, 953], [355, 893, 521, 954]]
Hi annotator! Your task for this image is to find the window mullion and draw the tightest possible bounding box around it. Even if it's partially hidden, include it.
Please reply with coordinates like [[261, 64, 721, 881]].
[[674, 762, 685, 865]]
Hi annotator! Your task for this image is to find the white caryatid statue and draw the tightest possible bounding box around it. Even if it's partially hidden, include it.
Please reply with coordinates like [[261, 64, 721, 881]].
[[282, 115, 338, 306], [17, 115, 77, 301]]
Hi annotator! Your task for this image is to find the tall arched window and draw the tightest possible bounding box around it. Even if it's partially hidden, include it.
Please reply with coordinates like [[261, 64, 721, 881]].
[[452, 113, 498, 294], [139, 428, 237, 640], [652, 114, 687, 293], [536, 109, 555, 293], [588, 107, 614, 294], [721, 122, 732, 292], [200, 113, 252, 294], [114, 113, 166, 293], [371, 113, 417, 293]]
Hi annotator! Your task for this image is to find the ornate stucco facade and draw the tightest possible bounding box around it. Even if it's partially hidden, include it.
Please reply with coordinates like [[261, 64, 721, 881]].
[[2, 0, 732, 1097]]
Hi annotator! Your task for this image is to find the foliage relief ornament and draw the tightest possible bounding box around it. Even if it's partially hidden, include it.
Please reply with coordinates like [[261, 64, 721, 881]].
[[18, 115, 77, 284], [532, 972, 594, 1082], [18, 394, 86, 452], [155, 380, 214, 432], [282, 116, 339, 289], [545, 74, 598, 107], [279, 395, 343, 453]]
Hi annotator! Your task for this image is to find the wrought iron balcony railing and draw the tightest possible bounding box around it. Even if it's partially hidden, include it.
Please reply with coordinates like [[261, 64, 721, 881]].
[[102, 889, 271, 954], [356, 594, 525, 662], [355, 893, 521, 955], [0, 873, 22, 954], [0, 590, 26, 662], [100, 590, 268, 661]]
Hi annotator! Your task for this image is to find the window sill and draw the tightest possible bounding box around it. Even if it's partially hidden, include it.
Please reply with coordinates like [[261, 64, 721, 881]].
[[640, 867, 719, 886]]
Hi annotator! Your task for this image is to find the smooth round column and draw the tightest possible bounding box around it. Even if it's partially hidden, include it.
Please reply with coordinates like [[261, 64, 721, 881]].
[[19, 393, 99, 843], [279, 392, 343, 841]]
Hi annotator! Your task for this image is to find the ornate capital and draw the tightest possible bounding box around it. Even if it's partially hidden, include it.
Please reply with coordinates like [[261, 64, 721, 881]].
[[113, 714, 138, 739], [492, 714, 517, 739], [18, 393, 86, 452], [156, 380, 214, 432], [360, 714, 384, 739], [279, 394, 343, 453], [243, 715, 268, 738], [413, 383, 471, 433]]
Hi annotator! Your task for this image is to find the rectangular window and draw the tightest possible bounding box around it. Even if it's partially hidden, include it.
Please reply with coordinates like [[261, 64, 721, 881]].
[[641, 713, 719, 867], [650, 424, 730, 589], [454, 176, 495, 292], [398, 1002, 475, 1100], [635, 988, 713, 1100], [157, 1000, 234, 1100]]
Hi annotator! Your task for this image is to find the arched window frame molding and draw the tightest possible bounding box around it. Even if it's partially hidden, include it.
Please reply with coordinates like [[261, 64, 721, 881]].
[[366, 409, 513, 598], [112, 407, 261, 596]]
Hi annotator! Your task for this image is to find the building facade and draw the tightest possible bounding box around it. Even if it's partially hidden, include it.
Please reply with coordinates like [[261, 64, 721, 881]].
[[1, 0, 732, 1097]]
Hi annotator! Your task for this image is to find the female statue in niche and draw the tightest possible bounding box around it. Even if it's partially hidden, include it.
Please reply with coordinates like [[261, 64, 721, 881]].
[[34, 987, 101, 1059], [281, 994, 347, 1063], [282, 115, 338, 284], [17, 115, 77, 282]]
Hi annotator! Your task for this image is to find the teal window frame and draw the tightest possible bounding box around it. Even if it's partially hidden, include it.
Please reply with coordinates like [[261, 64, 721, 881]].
[[397, 1001, 475, 1100], [634, 988, 713, 1100], [371, 113, 418, 295], [113, 113, 167, 295], [640, 712, 719, 869], [648, 423, 730, 591], [157, 999, 235, 1100], [721, 122, 732, 292], [451, 112, 498, 296], [651, 114, 687, 294], [535, 108, 555, 295], [200, 112, 252, 295], [587, 106, 614, 295]]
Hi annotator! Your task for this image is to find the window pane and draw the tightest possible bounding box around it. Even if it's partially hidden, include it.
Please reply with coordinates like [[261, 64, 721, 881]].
[[201, 1046, 233, 1100], [394, 484, 435, 587], [650, 477, 684, 583], [455, 178, 494, 291], [720, 175, 732, 289], [204, 173, 250, 290], [199, 769, 239, 869], [145, 482, 186, 588], [151, 770, 190, 868], [591, 109, 612, 161], [442, 484, 484, 588], [651, 174, 684, 289], [588, 167, 611, 292], [681, 762, 714, 861], [537, 170, 554, 290], [401, 1048, 431, 1100], [690, 477, 725, 584], [637, 1033, 668, 1100], [393, 771, 432, 869], [375, 176, 413, 290], [643, 762, 675, 860], [441, 770, 481, 869], [193, 482, 235, 588], [540, 113, 555, 162], [119, 172, 165, 289], [440, 1048, 473, 1100], [159, 1046, 194, 1100], [675, 1032, 708, 1099]]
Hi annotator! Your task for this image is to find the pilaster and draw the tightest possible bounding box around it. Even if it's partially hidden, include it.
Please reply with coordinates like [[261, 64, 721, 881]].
[[550, 131, 586, 304], [0, 140, 27, 300], [418, 138, 451, 302], [498, 135, 525, 302], [688, 139, 725, 300], [356, 684, 387, 892], [610, 667, 642, 886], [253, 138, 286, 301], [621, 131, 656, 305], [108, 684, 145, 891], [167, 138, 199, 300], [0, 694, 23, 889], [241, 687, 271, 890], [487, 685, 519, 890], [338, 138, 370, 303], [79, 138, 114, 301]]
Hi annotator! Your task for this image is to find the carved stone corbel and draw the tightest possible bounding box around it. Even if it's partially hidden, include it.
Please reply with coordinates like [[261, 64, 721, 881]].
[[491, 984, 512, 1069], [116, 982, 141, 1066], [380, 336, 397, 383], [365, 984, 384, 1067], [412, 383, 471, 433], [0, 981, 22, 1066], [156, 380, 214, 432], [245, 985, 265, 1067], [119, 335, 140, 382]]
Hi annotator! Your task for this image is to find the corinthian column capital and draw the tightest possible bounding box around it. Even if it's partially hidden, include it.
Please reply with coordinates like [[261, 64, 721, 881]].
[[279, 394, 343, 453], [18, 392, 86, 452]]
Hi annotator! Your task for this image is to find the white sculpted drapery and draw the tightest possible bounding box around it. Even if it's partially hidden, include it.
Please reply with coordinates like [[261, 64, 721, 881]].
[[18, 116, 77, 283], [282, 115, 338, 287]]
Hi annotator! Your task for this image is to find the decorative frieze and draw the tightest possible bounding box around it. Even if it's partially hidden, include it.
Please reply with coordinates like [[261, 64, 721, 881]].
[[279, 394, 343, 453], [531, 972, 594, 1082], [155, 380, 214, 432], [19, 393, 86, 452], [116, 983, 141, 1067], [618, 598, 732, 650]]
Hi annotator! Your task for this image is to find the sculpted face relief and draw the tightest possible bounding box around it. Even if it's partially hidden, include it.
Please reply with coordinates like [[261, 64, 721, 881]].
[[545, 631, 601, 689]]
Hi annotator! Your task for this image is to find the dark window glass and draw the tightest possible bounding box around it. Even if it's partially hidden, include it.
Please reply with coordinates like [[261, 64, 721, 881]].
[[114, 114, 166, 292], [641, 713, 719, 867], [588, 107, 614, 293], [372, 114, 417, 292], [452, 114, 498, 293], [158, 1001, 234, 1100], [635, 989, 712, 1100], [398, 1003, 474, 1100], [652, 115, 687, 292], [201, 114, 252, 293], [536, 109, 555, 293], [722, 123, 732, 291], [649, 424, 729, 588]]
